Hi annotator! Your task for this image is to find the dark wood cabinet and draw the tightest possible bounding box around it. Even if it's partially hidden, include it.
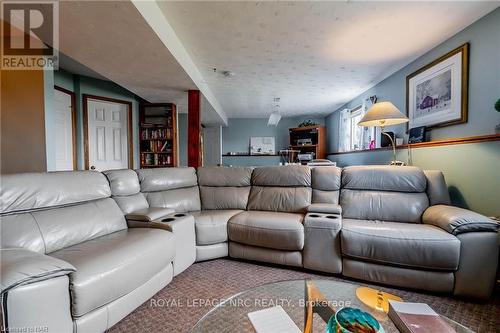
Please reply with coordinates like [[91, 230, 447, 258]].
[[289, 125, 326, 160], [139, 103, 177, 168]]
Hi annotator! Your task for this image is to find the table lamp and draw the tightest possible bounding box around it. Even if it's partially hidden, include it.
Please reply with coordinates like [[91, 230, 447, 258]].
[[357, 101, 409, 165]]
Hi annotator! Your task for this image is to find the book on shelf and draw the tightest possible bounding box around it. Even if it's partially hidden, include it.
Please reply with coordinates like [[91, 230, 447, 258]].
[[388, 300, 456, 333], [141, 128, 172, 140], [160, 141, 168, 152], [141, 152, 172, 166]]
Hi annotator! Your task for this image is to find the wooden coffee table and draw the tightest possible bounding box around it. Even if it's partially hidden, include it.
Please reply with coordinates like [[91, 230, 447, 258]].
[[190, 279, 473, 333]]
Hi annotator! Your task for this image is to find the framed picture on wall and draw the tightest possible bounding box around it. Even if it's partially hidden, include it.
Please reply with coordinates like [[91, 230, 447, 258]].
[[406, 43, 469, 130]]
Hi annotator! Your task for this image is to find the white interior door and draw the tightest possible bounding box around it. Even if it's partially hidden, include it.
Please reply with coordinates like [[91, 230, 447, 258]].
[[87, 99, 129, 171], [53, 90, 74, 171]]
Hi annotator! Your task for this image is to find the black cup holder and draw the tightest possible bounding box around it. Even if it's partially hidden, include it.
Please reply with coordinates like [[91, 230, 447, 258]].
[[162, 218, 176, 222], [326, 215, 339, 219], [309, 214, 320, 218], [174, 213, 186, 217]]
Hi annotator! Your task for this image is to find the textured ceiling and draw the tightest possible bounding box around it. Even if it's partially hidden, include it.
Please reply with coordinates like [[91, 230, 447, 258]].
[[157, 1, 498, 118], [57, 1, 224, 125]]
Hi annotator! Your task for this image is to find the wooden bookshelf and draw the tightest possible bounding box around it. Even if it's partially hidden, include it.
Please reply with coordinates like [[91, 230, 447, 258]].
[[139, 103, 177, 168], [289, 125, 326, 160]]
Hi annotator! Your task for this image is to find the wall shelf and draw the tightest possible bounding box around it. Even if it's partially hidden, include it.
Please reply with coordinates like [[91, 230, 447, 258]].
[[222, 154, 279, 157], [327, 134, 500, 156]]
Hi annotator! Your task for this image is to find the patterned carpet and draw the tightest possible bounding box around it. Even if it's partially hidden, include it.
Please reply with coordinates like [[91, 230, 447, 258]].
[[109, 258, 500, 333]]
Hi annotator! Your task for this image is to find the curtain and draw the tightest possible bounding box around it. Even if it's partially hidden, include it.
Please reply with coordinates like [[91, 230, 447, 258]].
[[360, 98, 376, 150], [338, 108, 351, 152]]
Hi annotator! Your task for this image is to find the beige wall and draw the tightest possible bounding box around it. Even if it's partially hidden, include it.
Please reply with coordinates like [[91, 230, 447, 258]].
[[1, 69, 47, 173]]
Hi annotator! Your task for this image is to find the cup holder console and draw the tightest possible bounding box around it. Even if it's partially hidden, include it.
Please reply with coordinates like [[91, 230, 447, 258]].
[[306, 212, 341, 221], [159, 213, 191, 223]]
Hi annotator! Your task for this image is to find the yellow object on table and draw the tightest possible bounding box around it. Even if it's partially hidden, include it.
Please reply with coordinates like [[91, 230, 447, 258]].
[[356, 287, 403, 313]]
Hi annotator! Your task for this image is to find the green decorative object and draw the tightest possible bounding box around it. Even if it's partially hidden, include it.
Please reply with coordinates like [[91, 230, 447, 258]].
[[298, 120, 318, 127], [495, 98, 500, 112], [496, 99, 500, 134], [326, 307, 383, 333]]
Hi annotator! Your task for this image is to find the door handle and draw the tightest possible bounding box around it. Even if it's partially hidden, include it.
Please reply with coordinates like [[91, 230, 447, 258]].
[[90, 165, 96, 171]]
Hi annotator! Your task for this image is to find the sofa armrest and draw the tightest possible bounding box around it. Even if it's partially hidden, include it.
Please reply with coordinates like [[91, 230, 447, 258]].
[[307, 203, 342, 215], [423, 205, 499, 235], [1, 248, 75, 294], [125, 207, 175, 222], [128, 220, 173, 231]]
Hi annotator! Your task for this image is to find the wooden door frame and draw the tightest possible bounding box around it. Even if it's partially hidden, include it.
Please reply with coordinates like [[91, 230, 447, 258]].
[[82, 94, 134, 170], [54, 85, 78, 170]]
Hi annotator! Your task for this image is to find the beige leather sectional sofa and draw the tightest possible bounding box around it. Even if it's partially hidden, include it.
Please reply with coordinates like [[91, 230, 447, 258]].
[[1, 165, 498, 332]]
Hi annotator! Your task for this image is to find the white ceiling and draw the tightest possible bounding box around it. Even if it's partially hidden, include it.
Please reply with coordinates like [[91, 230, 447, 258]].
[[156, 1, 499, 118], [56, 1, 225, 125]]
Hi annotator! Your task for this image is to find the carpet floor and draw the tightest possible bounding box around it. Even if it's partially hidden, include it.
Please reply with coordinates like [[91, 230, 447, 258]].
[[109, 259, 500, 333]]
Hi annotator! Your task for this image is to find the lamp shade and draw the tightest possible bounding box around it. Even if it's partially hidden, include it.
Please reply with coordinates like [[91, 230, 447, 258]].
[[357, 102, 409, 127]]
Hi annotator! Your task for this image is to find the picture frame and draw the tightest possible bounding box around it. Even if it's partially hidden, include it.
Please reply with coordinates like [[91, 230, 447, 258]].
[[250, 136, 275, 155], [406, 43, 469, 130], [408, 126, 426, 143]]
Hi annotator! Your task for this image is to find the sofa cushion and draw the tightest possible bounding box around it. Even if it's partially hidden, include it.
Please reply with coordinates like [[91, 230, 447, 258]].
[[199, 187, 250, 210], [341, 219, 460, 270], [341, 166, 427, 192], [50, 228, 175, 317], [102, 169, 140, 196], [0, 171, 111, 215], [197, 167, 252, 210], [423, 170, 451, 206], [311, 166, 341, 191], [312, 189, 339, 204], [0, 198, 128, 254], [192, 210, 243, 245], [102, 169, 148, 214], [137, 167, 201, 213], [247, 186, 311, 213], [111, 193, 149, 215], [145, 187, 201, 213], [136, 167, 197, 192], [251, 165, 311, 187], [197, 167, 252, 187], [340, 189, 429, 223], [228, 211, 305, 251]]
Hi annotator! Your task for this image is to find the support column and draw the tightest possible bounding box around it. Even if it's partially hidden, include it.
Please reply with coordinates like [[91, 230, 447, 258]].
[[188, 90, 201, 167]]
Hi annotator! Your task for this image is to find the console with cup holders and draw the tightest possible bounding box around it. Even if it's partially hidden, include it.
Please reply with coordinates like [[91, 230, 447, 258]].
[[1, 165, 498, 332]]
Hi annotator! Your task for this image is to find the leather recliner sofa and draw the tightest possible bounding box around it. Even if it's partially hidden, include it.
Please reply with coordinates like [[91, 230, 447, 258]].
[[1, 165, 498, 332], [0, 171, 177, 332]]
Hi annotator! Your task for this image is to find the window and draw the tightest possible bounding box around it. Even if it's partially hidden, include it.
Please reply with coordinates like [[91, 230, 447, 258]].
[[338, 104, 376, 152], [349, 106, 363, 151]]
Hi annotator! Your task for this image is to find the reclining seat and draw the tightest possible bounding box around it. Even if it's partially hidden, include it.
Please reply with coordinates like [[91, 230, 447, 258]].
[[103, 169, 195, 276], [136, 167, 201, 213], [195, 167, 253, 261], [0, 171, 175, 332], [102, 169, 150, 214], [228, 165, 311, 267], [340, 166, 458, 293], [339, 165, 499, 299]]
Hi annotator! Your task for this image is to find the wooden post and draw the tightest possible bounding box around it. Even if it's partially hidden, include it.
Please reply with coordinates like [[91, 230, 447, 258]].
[[188, 90, 201, 167]]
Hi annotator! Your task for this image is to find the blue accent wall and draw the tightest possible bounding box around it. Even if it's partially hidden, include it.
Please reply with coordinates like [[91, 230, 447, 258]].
[[326, 8, 500, 152], [222, 117, 325, 166], [325, 9, 500, 216]]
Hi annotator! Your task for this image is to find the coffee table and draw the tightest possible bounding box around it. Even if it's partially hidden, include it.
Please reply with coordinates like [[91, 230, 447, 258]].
[[190, 279, 473, 333]]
